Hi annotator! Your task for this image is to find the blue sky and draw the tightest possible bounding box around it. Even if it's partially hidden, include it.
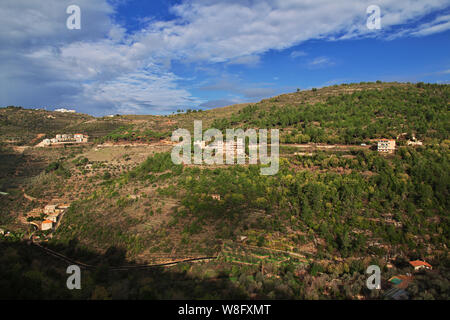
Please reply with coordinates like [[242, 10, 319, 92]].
[[0, 0, 449, 115]]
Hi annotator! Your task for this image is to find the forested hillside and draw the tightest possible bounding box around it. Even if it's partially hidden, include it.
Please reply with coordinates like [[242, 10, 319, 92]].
[[212, 83, 449, 144], [1, 82, 448, 300]]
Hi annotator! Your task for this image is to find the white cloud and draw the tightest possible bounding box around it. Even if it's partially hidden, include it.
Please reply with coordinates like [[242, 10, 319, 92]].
[[82, 68, 201, 114], [410, 14, 450, 36], [386, 13, 450, 39], [290, 50, 307, 58], [227, 55, 261, 66], [307, 56, 335, 68], [1, 0, 449, 114]]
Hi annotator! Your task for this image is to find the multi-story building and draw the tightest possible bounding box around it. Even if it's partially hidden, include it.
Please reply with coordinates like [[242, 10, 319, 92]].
[[41, 134, 88, 146], [377, 139, 396, 153]]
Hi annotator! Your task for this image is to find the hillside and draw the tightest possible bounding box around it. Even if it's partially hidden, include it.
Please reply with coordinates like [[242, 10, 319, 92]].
[[0, 107, 128, 145], [0, 81, 449, 300], [211, 82, 449, 144]]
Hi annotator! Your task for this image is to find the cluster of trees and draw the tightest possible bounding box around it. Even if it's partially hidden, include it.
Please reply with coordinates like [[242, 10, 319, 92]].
[[45, 161, 71, 178], [176, 143, 448, 258]]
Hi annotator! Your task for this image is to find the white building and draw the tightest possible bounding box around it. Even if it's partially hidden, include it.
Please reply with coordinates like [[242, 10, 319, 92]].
[[409, 260, 432, 271], [44, 204, 58, 214], [407, 136, 423, 146], [41, 220, 53, 231], [55, 108, 76, 113], [46, 213, 59, 223]]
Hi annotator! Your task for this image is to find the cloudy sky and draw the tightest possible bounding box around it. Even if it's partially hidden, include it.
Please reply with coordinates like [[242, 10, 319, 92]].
[[1, 0, 449, 115]]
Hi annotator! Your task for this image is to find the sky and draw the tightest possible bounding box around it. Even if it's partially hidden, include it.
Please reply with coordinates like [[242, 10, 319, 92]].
[[0, 0, 449, 116]]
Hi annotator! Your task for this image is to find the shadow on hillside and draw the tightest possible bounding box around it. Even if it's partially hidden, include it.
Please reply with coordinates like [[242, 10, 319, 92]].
[[0, 240, 248, 300], [0, 146, 48, 190]]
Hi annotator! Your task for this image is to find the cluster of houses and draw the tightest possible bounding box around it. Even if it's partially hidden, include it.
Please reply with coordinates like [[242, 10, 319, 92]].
[[385, 260, 432, 300], [27, 203, 69, 232], [377, 133, 423, 153], [41, 133, 88, 146], [377, 136, 422, 153]]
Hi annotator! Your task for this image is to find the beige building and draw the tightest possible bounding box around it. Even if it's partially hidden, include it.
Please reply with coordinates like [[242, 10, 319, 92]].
[[46, 213, 59, 223], [211, 194, 221, 200], [377, 139, 396, 153], [44, 204, 58, 214], [41, 220, 53, 231], [74, 134, 89, 143]]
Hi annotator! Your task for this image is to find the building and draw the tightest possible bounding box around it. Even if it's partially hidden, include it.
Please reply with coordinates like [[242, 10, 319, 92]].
[[377, 139, 396, 153], [223, 140, 245, 160], [46, 213, 60, 223], [211, 194, 221, 200], [409, 260, 432, 271], [40, 134, 88, 146], [41, 220, 53, 231], [74, 134, 89, 143], [407, 136, 423, 146], [58, 203, 70, 210], [44, 204, 58, 214], [407, 140, 423, 146], [55, 108, 76, 113]]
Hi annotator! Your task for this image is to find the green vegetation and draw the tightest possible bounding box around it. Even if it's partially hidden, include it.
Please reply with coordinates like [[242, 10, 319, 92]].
[[101, 125, 170, 143], [212, 84, 449, 144], [0, 82, 448, 300]]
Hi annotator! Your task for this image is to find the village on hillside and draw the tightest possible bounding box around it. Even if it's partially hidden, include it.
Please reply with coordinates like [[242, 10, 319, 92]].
[[20, 201, 70, 240]]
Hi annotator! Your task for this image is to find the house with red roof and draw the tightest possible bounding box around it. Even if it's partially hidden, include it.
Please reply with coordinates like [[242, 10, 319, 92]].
[[409, 260, 432, 271]]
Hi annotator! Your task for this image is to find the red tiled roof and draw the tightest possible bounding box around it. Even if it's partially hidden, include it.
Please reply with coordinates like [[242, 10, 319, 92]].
[[409, 260, 432, 268], [42, 220, 53, 224]]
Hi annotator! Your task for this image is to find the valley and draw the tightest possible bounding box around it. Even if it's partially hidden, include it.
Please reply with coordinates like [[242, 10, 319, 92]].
[[0, 82, 449, 300]]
